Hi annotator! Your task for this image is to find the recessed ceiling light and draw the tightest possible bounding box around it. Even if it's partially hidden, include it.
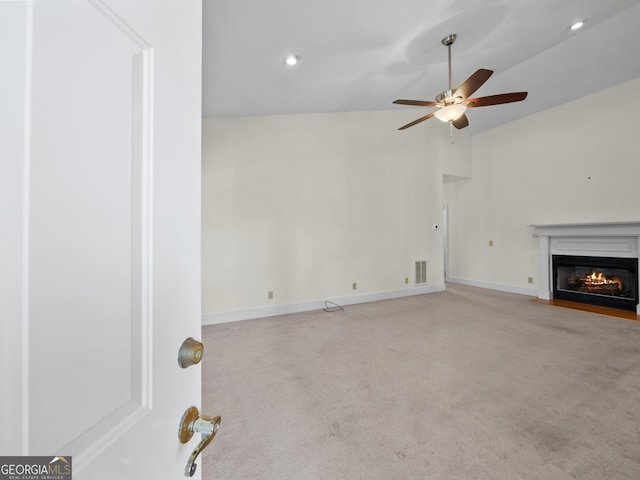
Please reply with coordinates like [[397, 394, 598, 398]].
[[569, 19, 586, 31], [285, 55, 301, 66]]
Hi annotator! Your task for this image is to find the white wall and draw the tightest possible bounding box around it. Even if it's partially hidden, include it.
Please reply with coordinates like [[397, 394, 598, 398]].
[[444, 77, 640, 293], [202, 110, 469, 321]]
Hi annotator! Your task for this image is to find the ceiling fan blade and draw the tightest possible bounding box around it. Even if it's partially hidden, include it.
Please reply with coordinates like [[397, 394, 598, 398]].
[[393, 99, 438, 107], [452, 113, 469, 130], [465, 92, 528, 108], [398, 112, 436, 130], [453, 69, 493, 100]]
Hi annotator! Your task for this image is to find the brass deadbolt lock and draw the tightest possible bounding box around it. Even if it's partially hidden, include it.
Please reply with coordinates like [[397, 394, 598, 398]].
[[178, 337, 204, 368]]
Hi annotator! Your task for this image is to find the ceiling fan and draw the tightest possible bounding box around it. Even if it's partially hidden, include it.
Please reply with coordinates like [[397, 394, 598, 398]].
[[393, 34, 528, 130]]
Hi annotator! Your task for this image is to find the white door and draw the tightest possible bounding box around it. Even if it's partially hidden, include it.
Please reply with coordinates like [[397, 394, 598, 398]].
[[0, 1, 210, 478]]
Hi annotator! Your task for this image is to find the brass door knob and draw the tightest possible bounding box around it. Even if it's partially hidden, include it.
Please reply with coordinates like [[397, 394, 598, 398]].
[[178, 406, 221, 477], [178, 337, 204, 368]]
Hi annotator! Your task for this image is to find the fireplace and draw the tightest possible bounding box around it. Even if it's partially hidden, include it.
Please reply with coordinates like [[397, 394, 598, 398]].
[[528, 222, 640, 315], [552, 255, 638, 312]]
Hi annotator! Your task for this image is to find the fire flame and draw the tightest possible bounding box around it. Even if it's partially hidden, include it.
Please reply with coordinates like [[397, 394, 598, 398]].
[[583, 271, 622, 290]]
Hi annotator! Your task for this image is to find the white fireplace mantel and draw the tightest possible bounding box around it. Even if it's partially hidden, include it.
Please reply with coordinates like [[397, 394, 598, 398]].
[[528, 222, 640, 314], [528, 221, 640, 238]]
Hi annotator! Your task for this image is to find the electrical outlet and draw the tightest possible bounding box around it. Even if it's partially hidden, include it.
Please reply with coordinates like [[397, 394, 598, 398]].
[[352, 282, 357, 290], [489, 240, 494, 247], [528, 277, 533, 284], [405, 277, 409, 284], [268, 291, 273, 300]]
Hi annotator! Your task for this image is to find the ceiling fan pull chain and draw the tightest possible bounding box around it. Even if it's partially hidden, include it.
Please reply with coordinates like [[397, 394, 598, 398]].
[[450, 121, 454, 143]]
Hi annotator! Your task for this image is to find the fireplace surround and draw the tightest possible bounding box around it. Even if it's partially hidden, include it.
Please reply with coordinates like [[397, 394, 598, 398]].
[[552, 254, 638, 311], [529, 222, 640, 315]]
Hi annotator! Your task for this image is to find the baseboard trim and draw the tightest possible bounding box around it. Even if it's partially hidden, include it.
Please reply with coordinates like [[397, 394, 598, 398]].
[[446, 276, 538, 297], [202, 284, 446, 326]]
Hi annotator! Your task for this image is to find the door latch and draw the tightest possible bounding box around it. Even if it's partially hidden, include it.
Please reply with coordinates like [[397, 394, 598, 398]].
[[178, 406, 221, 477]]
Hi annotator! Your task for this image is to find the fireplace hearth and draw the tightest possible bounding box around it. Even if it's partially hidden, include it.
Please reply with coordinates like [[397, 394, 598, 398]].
[[552, 255, 638, 312]]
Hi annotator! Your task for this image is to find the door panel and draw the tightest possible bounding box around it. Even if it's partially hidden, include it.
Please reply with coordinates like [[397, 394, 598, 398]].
[[1, 0, 204, 477], [29, 1, 145, 454]]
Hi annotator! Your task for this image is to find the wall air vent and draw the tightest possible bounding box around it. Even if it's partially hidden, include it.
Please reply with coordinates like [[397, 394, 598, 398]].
[[415, 260, 427, 285]]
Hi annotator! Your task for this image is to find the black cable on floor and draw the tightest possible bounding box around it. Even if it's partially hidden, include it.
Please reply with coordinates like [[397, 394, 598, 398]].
[[323, 301, 344, 312]]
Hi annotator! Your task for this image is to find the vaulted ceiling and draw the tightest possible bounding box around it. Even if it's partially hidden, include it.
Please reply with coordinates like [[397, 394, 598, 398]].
[[202, 0, 640, 134]]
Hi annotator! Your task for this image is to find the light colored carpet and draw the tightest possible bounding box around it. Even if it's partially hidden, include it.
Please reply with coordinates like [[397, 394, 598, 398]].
[[201, 284, 640, 479]]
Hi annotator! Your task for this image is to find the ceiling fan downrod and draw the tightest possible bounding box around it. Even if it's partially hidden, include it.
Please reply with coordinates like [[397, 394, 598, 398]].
[[442, 34, 456, 94]]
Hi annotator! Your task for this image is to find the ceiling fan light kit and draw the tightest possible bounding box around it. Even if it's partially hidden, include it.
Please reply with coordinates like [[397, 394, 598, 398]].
[[434, 104, 467, 122], [393, 33, 528, 131]]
